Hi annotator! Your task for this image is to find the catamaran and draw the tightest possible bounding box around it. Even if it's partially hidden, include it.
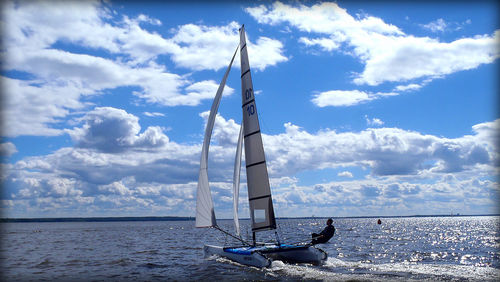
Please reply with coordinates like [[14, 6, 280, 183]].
[[195, 25, 327, 268]]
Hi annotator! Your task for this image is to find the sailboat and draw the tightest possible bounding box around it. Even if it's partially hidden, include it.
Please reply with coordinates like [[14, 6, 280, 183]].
[[195, 25, 327, 268]]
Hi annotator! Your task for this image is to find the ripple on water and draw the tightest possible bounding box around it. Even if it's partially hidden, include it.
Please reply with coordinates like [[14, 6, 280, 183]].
[[1, 217, 499, 280]]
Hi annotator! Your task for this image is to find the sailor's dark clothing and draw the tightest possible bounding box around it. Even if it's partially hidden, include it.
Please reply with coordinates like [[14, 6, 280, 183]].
[[311, 224, 335, 245]]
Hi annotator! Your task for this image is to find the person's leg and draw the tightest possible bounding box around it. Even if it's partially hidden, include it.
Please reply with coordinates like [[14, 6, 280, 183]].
[[311, 233, 319, 244]]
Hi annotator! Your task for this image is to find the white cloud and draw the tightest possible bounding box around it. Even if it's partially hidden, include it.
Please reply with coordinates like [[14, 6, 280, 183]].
[[246, 2, 500, 86], [311, 90, 398, 107], [338, 171, 353, 178], [272, 176, 499, 217], [2, 113, 498, 217], [0, 142, 18, 157], [3, 1, 285, 137], [353, 32, 500, 86], [144, 112, 165, 117], [1, 0, 498, 217], [3, 108, 204, 216], [246, 2, 403, 35], [2, 0, 171, 66], [263, 119, 498, 177], [421, 18, 447, 33], [365, 115, 384, 127], [299, 37, 340, 51], [99, 181, 133, 196], [420, 18, 473, 33], [168, 22, 287, 71], [394, 83, 423, 92], [0, 1, 178, 136], [2, 77, 83, 137], [199, 111, 241, 147], [66, 107, 169, 153], [248, 36, 288, 71], [167, 80, 234, 107], [2, 0, 117, 55]]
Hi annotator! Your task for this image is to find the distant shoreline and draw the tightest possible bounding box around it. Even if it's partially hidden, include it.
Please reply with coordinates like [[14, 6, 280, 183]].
[[1, 214, 498, 223], [0, 216, 195, 223]]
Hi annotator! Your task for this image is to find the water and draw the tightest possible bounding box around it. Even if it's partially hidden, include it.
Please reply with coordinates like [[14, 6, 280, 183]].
[[1, 216, 499, 281]]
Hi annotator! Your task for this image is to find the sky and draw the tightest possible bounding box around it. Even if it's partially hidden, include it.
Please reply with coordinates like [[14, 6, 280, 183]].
[[0, 0, 498, 219]]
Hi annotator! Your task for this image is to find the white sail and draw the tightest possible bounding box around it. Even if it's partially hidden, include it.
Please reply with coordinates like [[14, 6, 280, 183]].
[[232, 123, 243, 236], [196, 46, 238, 228], [239, 25, 276, 232]]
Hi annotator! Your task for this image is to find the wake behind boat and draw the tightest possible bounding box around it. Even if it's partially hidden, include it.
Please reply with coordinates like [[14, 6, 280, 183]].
[[195, 25, 327, 268]]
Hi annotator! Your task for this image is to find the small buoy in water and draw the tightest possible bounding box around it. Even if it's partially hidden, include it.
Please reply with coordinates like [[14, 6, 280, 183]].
[[377, 219, 382, 225]]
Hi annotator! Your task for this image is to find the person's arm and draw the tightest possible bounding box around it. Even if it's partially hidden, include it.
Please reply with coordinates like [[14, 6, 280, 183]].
[[322, 226, 334, 238], [318, 226, 328, 236]]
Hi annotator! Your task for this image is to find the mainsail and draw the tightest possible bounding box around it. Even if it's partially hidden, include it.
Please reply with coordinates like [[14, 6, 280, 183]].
[[239, 25, 277, 232], [195, 46, 238, 228]]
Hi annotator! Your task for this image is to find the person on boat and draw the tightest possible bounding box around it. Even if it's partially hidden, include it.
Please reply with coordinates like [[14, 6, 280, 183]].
[[311, 218, 335, 245]]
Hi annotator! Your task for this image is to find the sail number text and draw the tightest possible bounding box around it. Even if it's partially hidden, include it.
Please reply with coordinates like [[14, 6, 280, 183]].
[[245, 88, 253, 100], [246, 104, 255, 116], [245, 87, 255, 116]]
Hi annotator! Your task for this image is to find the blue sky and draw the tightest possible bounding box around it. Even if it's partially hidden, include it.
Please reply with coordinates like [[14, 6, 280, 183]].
[[1, 1, 498, 218]]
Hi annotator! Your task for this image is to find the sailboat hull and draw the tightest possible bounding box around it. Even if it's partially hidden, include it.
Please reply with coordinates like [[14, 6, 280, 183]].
[[261, 244, 327, 265], [204, 244, 326, 267], [204, 245, 272, 268]]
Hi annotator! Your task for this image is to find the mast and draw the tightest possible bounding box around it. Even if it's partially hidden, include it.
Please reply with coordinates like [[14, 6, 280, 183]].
[[239, 25, 276, 244]]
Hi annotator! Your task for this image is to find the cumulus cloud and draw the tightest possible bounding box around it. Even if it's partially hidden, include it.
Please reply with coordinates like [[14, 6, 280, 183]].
[[166, 80, 234, 107], [168, 22, 287, 71], [311, 90, 398, 107], [1, 1, 286, 137], [3, 1, 285, 71], [365, 115, 384, 127], [299, 37, 341, 51], [246, 1, 403, 35], [2, 112, 499, 217], [66, 107, 169, 153], [2, 109, 241, 210], [3, 109, 203, 216], [353, 32, 499, 86], [272, 175, 498, 217], [246, 1, 499, 86], [2, 77, 84, 137], [338, 171, 353, 178], [199, 111, 241, 147], [0, 142, 18, 157], [263, 119, 498, 177]]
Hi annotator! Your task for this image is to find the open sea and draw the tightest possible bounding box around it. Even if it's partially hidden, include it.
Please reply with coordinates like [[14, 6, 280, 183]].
[[1, 216, 499, 281]]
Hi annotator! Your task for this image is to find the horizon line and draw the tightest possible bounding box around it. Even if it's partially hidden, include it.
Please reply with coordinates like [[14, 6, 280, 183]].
[[1, 213, 498, 223]]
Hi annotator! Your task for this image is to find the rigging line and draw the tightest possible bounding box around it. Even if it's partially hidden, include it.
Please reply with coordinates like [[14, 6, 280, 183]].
[[282, 234, 320, 246], [214, 225, 252, 247], [285, 238, 314, 246], [223, 228, 228, 247]]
